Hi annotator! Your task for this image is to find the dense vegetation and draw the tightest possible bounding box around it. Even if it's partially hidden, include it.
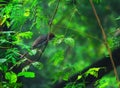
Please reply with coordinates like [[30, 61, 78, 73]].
[[0, 0, 120, 88]]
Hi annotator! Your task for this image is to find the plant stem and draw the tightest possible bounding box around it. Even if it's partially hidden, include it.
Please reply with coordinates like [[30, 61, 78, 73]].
[[89, 0, 120, 87], [49, 0, 61, 28]]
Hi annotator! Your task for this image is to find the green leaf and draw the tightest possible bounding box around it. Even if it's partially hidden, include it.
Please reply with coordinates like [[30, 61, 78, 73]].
[[53, 35, 64, 45], [5, 72, 17, 83], [29, 49, 37, 55], [17, 31, 33, 39], [48, 0, 56, 6], [1, 65, 8, 72], [32, 61, 43, 70], [0, 59, 7, 64], [85, 67, 101, 78], [116, 16, 120, 20], [50, 50, 64, 66], [5, 48, 19, 64], [18, 72, 35, 78], [95, 76, 119, 88], [22, 65, 30, 72], [63, 73, 69, 81], [64, 37, 75, 47], [77, 75, 82, 80]]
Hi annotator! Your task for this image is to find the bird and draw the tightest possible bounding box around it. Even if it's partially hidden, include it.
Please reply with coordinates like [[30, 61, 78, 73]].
[[20, 33, 55, 59], [32, 33, 55, 49]]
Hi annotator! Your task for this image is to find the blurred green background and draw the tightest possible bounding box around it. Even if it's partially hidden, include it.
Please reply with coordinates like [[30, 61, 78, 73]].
[[0, 0, 120, 88]]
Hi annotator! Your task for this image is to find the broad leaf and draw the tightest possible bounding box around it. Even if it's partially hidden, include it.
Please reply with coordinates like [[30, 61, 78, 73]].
[[64, 37, 75, 47], [5, 72, 17, 83], [18, 72, 35, 78]]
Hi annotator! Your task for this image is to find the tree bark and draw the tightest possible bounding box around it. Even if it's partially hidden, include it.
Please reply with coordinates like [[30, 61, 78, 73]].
[[53, 48, 120, 88]]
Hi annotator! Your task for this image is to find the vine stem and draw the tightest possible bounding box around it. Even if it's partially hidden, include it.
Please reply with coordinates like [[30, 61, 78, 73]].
[[49, 0, 61, 28], [89, 0, 120, 87]]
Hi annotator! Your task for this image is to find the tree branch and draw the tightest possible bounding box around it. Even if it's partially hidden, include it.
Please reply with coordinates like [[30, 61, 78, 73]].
[[49, 0, 61, 28], [53, 48, 120, 88]]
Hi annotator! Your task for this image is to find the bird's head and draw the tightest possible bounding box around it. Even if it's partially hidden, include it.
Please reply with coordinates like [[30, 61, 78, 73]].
[[48, 33, 55, 40]]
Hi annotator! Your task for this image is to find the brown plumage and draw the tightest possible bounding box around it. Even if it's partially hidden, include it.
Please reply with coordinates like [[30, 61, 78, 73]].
[[32, 33, 55, 49]]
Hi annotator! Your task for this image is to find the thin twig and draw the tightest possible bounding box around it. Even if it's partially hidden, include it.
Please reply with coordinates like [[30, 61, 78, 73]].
[[19, 0, 61, 62], [35, 0, 61, 60], [9, 53, 33, 71], [49, 0, 61, 28], [36, 43, 48, 61], [20, 52, 29, 58], [37, 0, 61, 59], [89, 0, 120, 87]]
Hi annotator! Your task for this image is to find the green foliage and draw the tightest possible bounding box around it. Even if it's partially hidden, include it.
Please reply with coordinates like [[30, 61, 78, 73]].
[[0, 0, 120, 88], [13, 31, 33, 46], [112, 37, 120, 48], [5, 48, 19, 64], [4, 71, 22, 88], [18, 72, 35, 78], [0, 1, 37, 87], [48, 0, 56, 7], [0, 31, 14, 47], [64, 37, 75, 47], [95, 76, 119, 88], [116, 16, 120, 20], [5, 72, 17, 83], [22, 65, 30, 72], [0, 58, 7, 64], [32, 61, 43, 70], [64, 67, 102, 88], [77, 75, 82, 80], [0, 34, 35, 87], [85, 67, 101, 78], [64, 82, 85, 88], [50, 50, 64, 66], [53, 34, 64, 45], [53, 34, 75, 47], [16, 31, 33, 39], [65, 67, 107, 88], [2, 82, 22, 88]]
